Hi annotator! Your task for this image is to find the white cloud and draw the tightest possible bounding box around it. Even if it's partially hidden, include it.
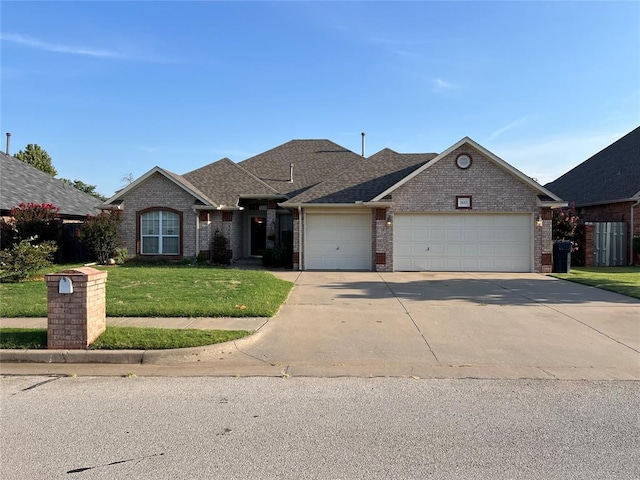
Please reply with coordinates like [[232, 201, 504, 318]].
[[488, 116, 532, 140], [490, 131, 626, 185], [433, 77, 455, 92], [0, 33, 122, 58]]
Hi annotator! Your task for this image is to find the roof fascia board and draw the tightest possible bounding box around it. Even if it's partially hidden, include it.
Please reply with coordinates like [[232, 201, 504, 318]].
[[278, 202, 372, 209], [371, 137, 563, 202], [103, 167, 217, 207], [239, 194, 288, 200], [574, 196, 640, 208], [537, 200, 568, 208], [193, 206, 243, 211]]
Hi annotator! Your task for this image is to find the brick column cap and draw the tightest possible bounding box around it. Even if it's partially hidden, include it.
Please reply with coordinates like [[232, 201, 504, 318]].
[[45, 267, 107, 281]]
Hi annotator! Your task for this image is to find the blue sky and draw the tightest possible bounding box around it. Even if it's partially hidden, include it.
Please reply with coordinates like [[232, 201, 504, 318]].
[[1, 1, 638, 198]]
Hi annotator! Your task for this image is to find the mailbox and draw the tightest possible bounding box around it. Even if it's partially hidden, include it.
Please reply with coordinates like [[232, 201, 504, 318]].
[[59, 276, 73, 294]]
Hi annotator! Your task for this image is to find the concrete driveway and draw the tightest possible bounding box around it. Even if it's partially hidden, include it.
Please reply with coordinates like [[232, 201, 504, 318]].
[[2, 271, 638, 380], [242, 271, 640, 379]]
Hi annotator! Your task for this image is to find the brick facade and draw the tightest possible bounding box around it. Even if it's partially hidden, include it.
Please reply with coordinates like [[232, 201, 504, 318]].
[[374, 209, 392, 272], [392, 146, 539, 213], [119, 173, 199, 258], [382, 146, 552, 273], [292, 208, 304, 270]]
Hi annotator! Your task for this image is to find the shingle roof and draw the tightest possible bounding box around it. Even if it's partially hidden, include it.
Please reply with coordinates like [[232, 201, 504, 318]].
[[283, 148, 435, 204], [183, 158, 280, 208], [545, 126, 640, 205], [0, 151, 101, 218], [238, 139, 365, 198]]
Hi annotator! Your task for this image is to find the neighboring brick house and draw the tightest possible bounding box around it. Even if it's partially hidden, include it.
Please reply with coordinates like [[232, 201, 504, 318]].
[[545, 126, 640, 264], [1, 151, 101, 261], [0, 151, 101, 220], [103, 137, 564, 273]]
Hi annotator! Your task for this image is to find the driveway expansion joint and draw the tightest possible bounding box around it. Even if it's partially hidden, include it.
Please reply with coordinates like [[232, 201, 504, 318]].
[[376, 272, 441, 365]]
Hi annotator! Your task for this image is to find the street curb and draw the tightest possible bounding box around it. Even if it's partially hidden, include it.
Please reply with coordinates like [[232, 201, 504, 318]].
[[0, 334, 255, 364], [0, 349, 145, 364], [0, 320, 269, 365]]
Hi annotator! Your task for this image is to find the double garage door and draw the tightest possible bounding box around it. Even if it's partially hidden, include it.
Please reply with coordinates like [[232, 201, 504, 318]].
[[394, 213, 532, 272], [305, 212, 533, 272]]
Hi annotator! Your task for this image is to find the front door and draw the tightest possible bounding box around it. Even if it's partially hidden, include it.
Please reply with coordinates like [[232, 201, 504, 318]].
[[250, 216, 267, 255]]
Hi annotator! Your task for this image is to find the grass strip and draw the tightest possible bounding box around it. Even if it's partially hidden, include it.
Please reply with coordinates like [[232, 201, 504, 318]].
[[0, 327, 249, 350], [550, 266, 640, 299]]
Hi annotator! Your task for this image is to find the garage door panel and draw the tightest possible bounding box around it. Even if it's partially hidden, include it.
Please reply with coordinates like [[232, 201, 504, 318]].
[[306, 213, 371, 270], [394, 213, 532, 272]]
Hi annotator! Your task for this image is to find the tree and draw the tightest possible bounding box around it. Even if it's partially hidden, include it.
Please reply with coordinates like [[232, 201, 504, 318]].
[[552, 202, 581, 240], [121, 172, 135, 186], [60, 179, 107, 201], [79, 210, 123, 264], [14, 144, 57, 176], [10, 202, 61, 245]]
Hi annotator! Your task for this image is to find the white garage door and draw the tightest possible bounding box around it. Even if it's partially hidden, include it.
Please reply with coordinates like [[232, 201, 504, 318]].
[[394, 213, 532, 272], [305, 213, 372, 270]]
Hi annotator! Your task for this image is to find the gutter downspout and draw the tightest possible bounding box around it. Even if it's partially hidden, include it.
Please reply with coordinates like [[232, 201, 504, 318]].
[[195, 214, 200, 257], [298, 206, 303, 271], [631, 200, 640, 265]]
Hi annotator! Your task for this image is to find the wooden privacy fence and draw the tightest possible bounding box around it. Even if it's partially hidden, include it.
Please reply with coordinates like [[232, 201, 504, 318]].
[[584, 222, 627, 267]]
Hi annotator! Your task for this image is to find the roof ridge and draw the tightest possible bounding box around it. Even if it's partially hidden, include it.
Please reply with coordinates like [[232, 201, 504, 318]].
[[223, 158, 280, 194]]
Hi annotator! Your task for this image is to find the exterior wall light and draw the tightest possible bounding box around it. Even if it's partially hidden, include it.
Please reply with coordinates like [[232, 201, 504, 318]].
[[536, 215, 543, 227], [386, 213, 393, 226]]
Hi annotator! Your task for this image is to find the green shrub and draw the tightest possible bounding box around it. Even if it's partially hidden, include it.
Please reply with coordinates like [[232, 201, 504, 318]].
[[262, 245, 293, 268], [113, 247, 129, 265], [80, 210, 123, 264], [211, 230, 232, 265], [0, 239, 57, 282]]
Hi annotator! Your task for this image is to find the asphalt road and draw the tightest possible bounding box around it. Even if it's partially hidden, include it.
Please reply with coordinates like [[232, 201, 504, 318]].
[[1, 376, 638, 479]]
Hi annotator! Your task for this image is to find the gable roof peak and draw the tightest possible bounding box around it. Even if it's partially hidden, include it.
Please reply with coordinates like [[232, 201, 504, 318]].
[[103, 165, 216, 207]]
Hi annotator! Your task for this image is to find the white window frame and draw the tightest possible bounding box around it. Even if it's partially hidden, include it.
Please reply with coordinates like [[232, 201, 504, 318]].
[[140, 210, 180, 255]]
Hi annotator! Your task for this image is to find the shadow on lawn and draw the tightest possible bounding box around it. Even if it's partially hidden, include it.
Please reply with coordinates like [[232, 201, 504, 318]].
[[0, 329, 46, 349]]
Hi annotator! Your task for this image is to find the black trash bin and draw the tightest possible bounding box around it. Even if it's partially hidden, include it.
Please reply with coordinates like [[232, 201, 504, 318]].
[[553, 240, 572, 273]]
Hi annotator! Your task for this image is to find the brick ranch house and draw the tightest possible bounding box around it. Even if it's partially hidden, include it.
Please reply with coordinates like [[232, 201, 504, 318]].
[[102, 136, 565, 273], [545, 126, 640, 264]]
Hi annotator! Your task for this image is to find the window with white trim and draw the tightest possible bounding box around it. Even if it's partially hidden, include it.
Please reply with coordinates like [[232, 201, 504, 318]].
[[141, 210, 180, 254]]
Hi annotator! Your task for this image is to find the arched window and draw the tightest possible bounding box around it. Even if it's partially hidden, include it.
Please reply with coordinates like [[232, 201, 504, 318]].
[[140, 210, 180, 255]]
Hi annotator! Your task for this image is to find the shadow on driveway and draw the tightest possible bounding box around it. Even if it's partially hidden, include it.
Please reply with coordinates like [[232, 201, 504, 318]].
[[311, 272, 640, 306]]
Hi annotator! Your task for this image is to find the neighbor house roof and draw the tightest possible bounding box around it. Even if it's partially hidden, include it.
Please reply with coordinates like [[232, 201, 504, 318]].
[[0, 151, 101, 218], [282, 149, 435, 205], [238, 139, 365, 198], [183, 158, 281, 208], [544, 126, 640, 205]]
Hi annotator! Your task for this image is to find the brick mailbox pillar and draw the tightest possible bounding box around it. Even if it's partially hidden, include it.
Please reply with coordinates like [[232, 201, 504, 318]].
[[45, 267, 108, 349]]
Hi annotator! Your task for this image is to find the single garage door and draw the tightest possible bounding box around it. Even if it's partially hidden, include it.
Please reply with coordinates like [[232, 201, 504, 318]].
[[394, 213, 532, 272], [305, 212, 372, 270]]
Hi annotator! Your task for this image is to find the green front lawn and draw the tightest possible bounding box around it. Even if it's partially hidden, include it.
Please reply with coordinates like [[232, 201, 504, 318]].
[[0, 327, 249, 350], [0, 264, 293, 317], [550, 266, 640, 299]]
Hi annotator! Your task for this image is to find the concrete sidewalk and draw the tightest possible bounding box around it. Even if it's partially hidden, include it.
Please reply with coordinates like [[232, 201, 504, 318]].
[[0, 316, 268, 331], [1, 271, 638, 380]]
